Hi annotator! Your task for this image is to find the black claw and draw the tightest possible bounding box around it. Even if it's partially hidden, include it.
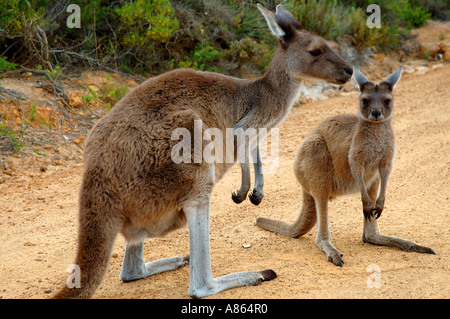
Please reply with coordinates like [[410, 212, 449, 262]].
[[261, 269, 277, 281], [328, 256, 344, 267], [231, 192, 245, 204], [249, 192, 263, 205]]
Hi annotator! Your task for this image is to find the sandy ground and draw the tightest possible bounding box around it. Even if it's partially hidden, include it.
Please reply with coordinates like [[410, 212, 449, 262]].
[[0, 63, 449, 300]]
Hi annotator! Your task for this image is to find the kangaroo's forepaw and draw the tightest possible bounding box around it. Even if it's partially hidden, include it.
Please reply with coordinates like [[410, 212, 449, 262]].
[[232, 191, 247, 204], [371, 206, 383, 219], [249, 188, 264, 205]]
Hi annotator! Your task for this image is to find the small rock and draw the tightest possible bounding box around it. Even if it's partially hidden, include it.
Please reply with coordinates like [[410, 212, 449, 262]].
[[243, 244, 252, 248], [24, 242, 37, 247], [4, 169, 13, 176], [44, 289, 52, 294]]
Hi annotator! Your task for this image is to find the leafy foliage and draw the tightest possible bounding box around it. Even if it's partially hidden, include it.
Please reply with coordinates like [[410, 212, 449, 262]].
[[0, 0, 442, 78]]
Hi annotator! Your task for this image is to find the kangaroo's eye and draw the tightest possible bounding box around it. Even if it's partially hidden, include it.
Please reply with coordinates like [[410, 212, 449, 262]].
[[309, 49, 322, 57], [384, 99, 391, 105], [362, 98, 369, 106]]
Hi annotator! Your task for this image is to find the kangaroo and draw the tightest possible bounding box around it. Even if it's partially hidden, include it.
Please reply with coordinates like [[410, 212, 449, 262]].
[[256, 66, 435, 267], [53, 4, 352, 299]]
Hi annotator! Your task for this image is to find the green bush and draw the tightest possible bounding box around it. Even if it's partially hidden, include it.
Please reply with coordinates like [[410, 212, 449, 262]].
[[0, 0, 438, 79], [0, 56, 17, 71], [115, 0, 179, 46], [346, 6, 401, 50], [179, 43, 222, 72], [224, 38, 273, 72], [284, 0, 347, 41], [401, 6, 432, 29], [0, 0, 47, 37]]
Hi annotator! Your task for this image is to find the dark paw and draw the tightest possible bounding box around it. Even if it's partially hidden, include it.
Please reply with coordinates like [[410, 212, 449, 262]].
[[363, 207, 382, 220], [232, 191, 246, 204], [328, 254, 344, 267], [363, 207, 373, 220], [260, 269, 277, 281], [371, 206, 383, 219], [248, 189, 264, 205]]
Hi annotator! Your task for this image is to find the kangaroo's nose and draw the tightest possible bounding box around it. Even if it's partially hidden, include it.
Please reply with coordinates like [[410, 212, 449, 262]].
[[371, 110, 382, 118], [344, 67, 353, 76]]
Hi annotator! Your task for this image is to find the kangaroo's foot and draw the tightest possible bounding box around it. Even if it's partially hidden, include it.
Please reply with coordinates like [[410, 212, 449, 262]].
[[316, 238, 344, 267], [362, 233, 435, 254], [119, 242, 189, 282], [189, 269, 276, 299], [362, 217, 435, 254]]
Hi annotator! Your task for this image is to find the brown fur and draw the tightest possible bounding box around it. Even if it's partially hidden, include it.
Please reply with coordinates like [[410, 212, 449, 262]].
[[53, 5, 352, 298], [256, 67, 435, 267]]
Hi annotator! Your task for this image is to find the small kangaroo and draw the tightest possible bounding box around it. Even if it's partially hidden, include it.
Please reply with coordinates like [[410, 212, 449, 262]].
[[53, 4, 352, 298], [256, 66, 435, 266]]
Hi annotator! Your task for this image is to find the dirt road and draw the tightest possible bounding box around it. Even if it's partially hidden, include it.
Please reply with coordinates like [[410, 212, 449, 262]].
[[0, 63, 449, 299]]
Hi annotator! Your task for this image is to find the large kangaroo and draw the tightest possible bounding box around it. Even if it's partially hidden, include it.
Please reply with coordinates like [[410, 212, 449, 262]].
[[53, 4, 352, 298], [257, 67, 435, 266]]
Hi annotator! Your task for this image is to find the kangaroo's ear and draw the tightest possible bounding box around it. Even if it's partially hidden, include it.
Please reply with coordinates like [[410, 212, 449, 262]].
[[257, 3, 296, 44], [382, 66, 403, 90], [353, 67, 370, 91], [275, 5, 302, 30]]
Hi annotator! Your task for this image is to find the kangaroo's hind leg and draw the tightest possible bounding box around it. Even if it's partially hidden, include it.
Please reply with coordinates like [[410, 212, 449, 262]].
[[362, 181, 435, 254], [185, 176, 276, 298], [314, 193, 344, 267], [119, 241, 189, 282]]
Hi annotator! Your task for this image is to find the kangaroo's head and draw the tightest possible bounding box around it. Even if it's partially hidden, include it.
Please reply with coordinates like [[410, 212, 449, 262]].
[[257, 4, 353, 85], [353, 66, 403, 123]]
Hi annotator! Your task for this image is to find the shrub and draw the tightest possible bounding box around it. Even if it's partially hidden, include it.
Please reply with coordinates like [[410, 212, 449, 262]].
[[179, 43, 222, 72], [0, 56, 17, 71], [0, 0, 436, 79], [115, 0, 179, 46], [346, 7, 401, 50], [401, 6, 432, 29], [284, 0, 347, 41], [224, 38, 273, 72]]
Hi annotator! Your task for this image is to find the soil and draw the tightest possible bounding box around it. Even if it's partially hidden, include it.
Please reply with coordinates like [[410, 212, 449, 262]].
[[0, 22, 449, 299]]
